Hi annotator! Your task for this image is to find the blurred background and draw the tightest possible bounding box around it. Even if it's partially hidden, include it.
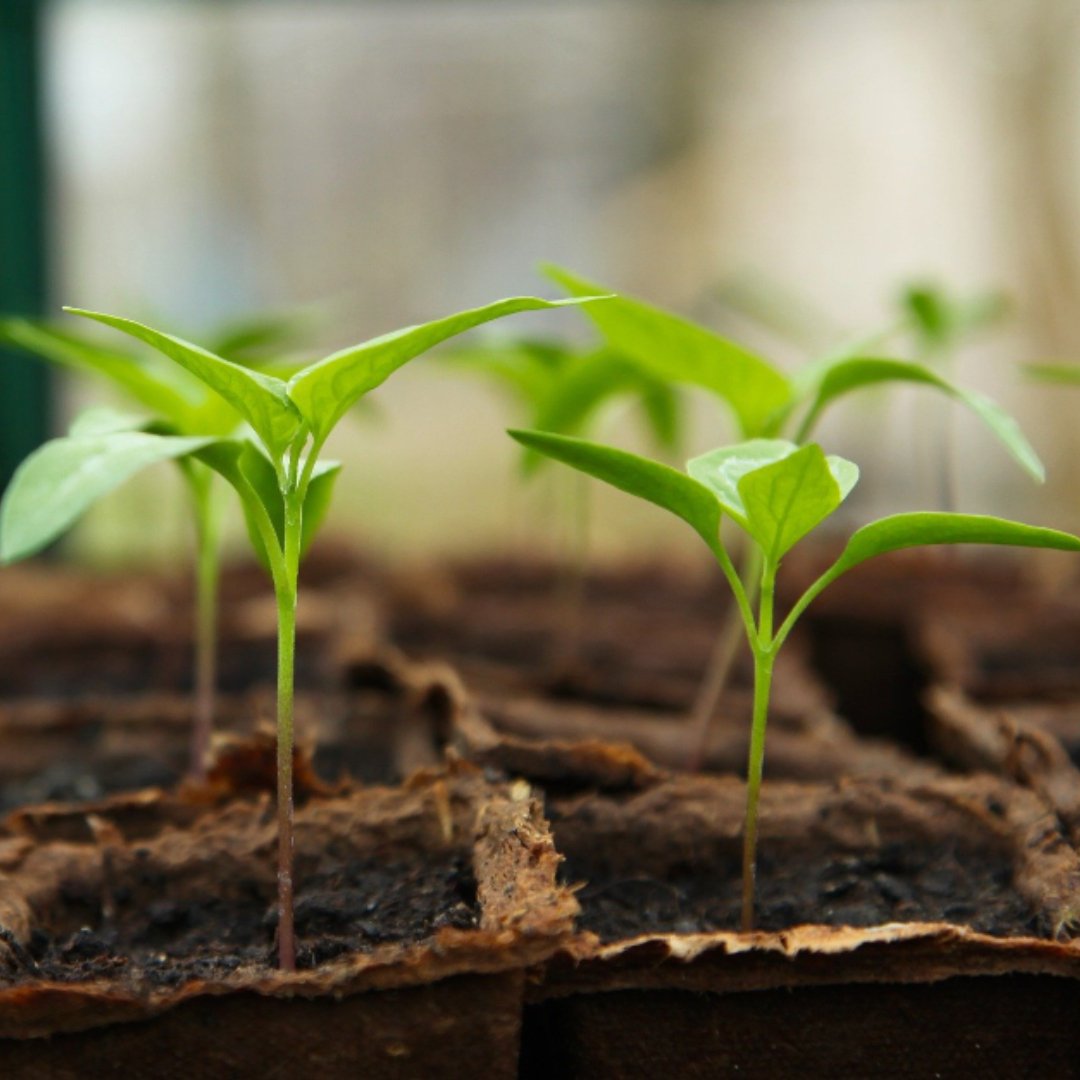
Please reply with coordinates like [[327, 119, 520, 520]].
[[4, 0, 1080, 568]]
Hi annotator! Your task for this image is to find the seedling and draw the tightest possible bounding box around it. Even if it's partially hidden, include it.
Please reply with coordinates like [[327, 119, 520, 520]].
[[541, 267, 1041, 757], [0, 293, 600, 971], [510, 428, 1080, 929], [446, 335, 684, 660], [0, 312, 316, 779]]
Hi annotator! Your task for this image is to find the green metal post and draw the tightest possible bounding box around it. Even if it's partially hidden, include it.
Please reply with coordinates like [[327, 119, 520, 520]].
[[0, 0, 50, 490]]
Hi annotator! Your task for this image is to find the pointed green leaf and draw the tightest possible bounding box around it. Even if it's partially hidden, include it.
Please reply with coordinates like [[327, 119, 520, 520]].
[[0, 317, 203, 427], [288, 296, 604, 444], [0, 430, 214, 563], [64, 309, 302, 458], [508, 428, 722, 554], [737, 444, 857, 560], [798, 357, 1044, 482], [440, 338, 568, 412], [686, 439, 799, 527], [830, 512, 1080, 578], [541, 264, 791, 437]]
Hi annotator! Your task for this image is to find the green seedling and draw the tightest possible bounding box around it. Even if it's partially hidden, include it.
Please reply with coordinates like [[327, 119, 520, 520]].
[[0, 311, 315, 780], [510, 428, 1080, 929], [542, 267, 1040, 759], [0, 293, 601, 971], [900, 282, 1010, 512], [446, 335, 684, 661]]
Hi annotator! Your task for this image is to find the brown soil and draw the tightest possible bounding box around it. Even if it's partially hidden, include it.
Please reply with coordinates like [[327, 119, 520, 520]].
[[545, 773, 1079, 949], [10, 849, 478, 987], [563, 842, 1039, 942]]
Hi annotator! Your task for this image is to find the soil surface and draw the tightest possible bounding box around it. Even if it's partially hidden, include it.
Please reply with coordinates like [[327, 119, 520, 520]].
[[562, 842, 1043, 941], [7, 851, 478, 988]]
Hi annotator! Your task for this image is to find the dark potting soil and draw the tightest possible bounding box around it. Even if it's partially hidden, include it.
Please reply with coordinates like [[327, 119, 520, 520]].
[[562, 842, 1044, 942], [8, 851, 478, 989]]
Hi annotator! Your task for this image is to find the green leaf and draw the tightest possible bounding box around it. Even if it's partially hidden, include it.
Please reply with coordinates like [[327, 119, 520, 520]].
[[199, 441, 340, 572], [830, 512, 1080, 578], [64, 309, 303, 458], [541, 264, 791, 437], [1026, 363, 1080, 386], [797, 357, 1044, 482], [288, 296, 603, 445], [0, 317, 202, 428], [508, 428, 722, 554], [686, 440, 799, 526], [737, 445, 857, 560], [0, 429, 214, 563]]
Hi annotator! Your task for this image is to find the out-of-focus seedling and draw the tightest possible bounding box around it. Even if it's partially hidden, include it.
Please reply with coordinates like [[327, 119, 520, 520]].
[[446, 335, 683, 662], [0, 292, 602, 971], [510, 428, 1080, 929]]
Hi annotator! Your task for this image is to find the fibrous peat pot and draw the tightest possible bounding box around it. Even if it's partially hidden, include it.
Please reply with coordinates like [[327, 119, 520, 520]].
[[522, 773, 1080, 1079], [0, 765, 578, 1079]]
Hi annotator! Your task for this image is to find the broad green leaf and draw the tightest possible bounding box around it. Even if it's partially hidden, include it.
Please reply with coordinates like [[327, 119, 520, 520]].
[[1026, 363, 1080, 386], [541, 264, 791, 437], [737, 444, 857, 560], [797, 357, 1044, 482], [508, 428, 722, 554], [288, 296, 604, 444], [0, 430, 214, 563], [300, 462, 341, 555], [0, 318, 202, 427], [829, 512, 1080, 579], [686, 440, 798, 527], [65, 309, 302, 458], [68, 406, 150, 437]]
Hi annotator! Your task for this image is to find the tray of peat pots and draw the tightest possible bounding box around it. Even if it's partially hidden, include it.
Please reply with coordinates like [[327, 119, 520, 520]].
[[376, 554, 929, 788], [522, 771, 1080, 1079], [0, 543, 389, 814], [0, 753, 578, 1079], [776, 544, 1042, 754], [914, 583, 1080, 849]]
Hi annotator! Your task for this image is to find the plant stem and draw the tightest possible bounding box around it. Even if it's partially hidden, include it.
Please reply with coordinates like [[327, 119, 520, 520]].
[[275, 488, 302, 972], [190, 478, 220, 782], [741, 645, 774, 931], [741, 558, 776, 932]]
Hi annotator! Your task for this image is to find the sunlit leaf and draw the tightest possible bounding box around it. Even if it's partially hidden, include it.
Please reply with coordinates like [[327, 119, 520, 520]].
[[541, 264, 791, 437], [0, 428, 214, 563], [686, 439, 798, 527], [65, 309, 303, 457], [737, 445, 856, 560], [288, 296, 604, 444], [797, 357, 1043, 481], [508, 428, 721, 554]]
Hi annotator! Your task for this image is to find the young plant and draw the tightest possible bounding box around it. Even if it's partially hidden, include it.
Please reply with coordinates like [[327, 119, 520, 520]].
[[0, 312, 315, 779], [445, 335, 684, 661], [541, 267, 1041, 757], [0, 293, 600, 972], [509, 429, 1080, 929]]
